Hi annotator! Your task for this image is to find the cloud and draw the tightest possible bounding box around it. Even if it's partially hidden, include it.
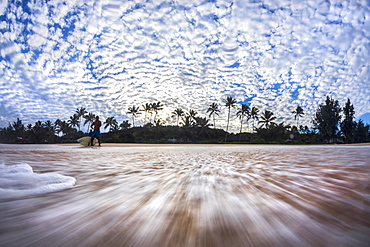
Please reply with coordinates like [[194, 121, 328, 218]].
[[0, 0, 369, 131]]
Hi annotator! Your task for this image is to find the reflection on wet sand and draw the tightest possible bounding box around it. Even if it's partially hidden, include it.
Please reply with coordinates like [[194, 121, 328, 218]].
[[0, 144, 369, 246]]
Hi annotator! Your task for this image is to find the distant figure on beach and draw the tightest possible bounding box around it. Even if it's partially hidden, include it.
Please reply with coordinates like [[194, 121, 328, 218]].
[[90, 116, 102, 146]]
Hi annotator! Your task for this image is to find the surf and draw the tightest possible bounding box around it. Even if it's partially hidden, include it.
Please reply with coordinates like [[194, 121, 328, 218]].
[[0, 163, 76, 199]]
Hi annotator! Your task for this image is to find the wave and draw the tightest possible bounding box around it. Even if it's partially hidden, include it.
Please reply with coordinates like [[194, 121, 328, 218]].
[[0, 163, 76, 199]]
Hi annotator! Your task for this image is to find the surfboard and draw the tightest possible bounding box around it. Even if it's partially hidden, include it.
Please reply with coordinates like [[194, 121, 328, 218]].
[[77, 136, 98, 147]]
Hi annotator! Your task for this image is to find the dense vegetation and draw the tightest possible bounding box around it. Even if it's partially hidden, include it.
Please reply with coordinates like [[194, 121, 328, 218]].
[[1, 96, 369, 144]]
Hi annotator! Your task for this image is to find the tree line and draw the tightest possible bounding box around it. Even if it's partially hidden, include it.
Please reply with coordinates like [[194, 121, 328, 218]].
[[0, 96, 369, 144]]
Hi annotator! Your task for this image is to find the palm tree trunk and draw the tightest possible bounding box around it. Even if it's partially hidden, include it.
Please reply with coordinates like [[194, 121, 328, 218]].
[[87, 121, 91, 133], [251, 119, 255, 139], [225, 108, 230, 142], [239, 117, 243, 142], [297, 117, 299, 129], [212, 114, 216, 140]]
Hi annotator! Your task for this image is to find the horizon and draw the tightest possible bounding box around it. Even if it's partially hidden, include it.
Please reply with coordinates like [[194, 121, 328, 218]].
[[1, 0, 370, 132], [2, 97, 369, 135]]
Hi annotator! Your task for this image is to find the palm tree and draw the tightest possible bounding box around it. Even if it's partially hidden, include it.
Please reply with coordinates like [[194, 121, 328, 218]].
[[12, 118, 25, 135], [292, 106, 304, 128], [258, 110, 277, 129], [68, 114, 80, 130], [54, 119, 63, 135], [43, 120, 55, 134], [104, 117, 118, 132], [223, 96, 237, 142], [154, 118, 164, 127], [172, 108, 185, 127], [55, 120, 72, 137], [151, 102, 163, 123], [188, 109, 198, 120], [236, 104, 250, 141], [207, 102, 220, 129], [120, 120, 131, 130], [128, 105, 141, 127], [195, 117, 212, 138], [84, 113, 96, 132], [195, 117, 212, 128], [141, 103, 152, 125], [76, 107, 87, 131], [249, 106, 259, 131], [182, 115, 194, 128]]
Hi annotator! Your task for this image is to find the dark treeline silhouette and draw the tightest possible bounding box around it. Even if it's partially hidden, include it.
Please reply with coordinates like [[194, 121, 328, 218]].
[[1, 96, 369, 144]]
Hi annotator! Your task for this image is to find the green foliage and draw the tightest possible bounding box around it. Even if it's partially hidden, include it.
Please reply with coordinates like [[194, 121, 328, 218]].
[[1, 96, 369, 145], [84, 113, 95, 125], [68, 114, 80, 129], [127, 105, 141, 127], [249, 138, 266, 144], [172, 108, 185, 127], [256, 123, 288, 142], [76, 107, 87, 131], [249, 106, 259, 131], [103, 132, 136, 143], [104, 117, 118, 131], [292, 106, 304, 127], [258, 110, 277, 129], [354, 120, 370, 143], [340, 99, 356, 143], [207, 102, 221, 129], [223, 96, 237, 142], [313, 96, 342, 143]]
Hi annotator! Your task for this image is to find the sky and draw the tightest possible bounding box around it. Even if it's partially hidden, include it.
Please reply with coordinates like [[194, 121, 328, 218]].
[[1, 0, 370, 133]]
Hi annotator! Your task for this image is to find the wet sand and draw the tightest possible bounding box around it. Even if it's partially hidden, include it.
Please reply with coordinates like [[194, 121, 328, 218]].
[[57, 142, 370, 147], [1, 144, 369, 246]]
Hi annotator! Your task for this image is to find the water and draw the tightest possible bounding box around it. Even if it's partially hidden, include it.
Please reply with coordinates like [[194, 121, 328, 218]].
[[0, 163, 75, 199], [0, 144, 369, 247]]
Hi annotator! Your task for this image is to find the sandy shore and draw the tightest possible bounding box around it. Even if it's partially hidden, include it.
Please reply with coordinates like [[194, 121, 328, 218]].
[[57, 143, 235, 147], [56, 142, 370, 147], [2, 142, 369, 246]]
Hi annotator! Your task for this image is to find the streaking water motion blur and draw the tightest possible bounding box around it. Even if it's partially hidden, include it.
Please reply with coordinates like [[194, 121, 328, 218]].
[[0, 144, 369, 246]]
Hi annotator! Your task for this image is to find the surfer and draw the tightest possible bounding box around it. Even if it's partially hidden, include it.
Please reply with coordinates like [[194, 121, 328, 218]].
[[90, 116, 102, 146]]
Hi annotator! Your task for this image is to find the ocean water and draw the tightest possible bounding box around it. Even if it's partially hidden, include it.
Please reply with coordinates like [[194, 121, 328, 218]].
[[0, 144, 369, 247]]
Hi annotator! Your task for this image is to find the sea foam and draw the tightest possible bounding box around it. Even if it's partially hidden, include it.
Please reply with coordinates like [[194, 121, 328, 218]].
[[0, 163, 76, 199]]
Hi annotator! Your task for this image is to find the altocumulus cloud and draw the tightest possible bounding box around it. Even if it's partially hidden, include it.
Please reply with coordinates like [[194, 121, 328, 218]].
[[0, 0, 369, 132]]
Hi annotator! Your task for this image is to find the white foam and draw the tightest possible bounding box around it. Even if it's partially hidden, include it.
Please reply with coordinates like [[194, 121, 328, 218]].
[[0, 163, 76, 199]]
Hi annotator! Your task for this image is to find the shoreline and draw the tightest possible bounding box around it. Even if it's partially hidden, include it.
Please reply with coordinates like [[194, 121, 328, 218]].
[[2, 143, 369, 147], [55, 142, 370, 147]]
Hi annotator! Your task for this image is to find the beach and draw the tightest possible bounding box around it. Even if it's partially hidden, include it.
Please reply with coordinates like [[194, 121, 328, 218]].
[[57, 142, 370, 147], [1, 143, 369, 246]]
